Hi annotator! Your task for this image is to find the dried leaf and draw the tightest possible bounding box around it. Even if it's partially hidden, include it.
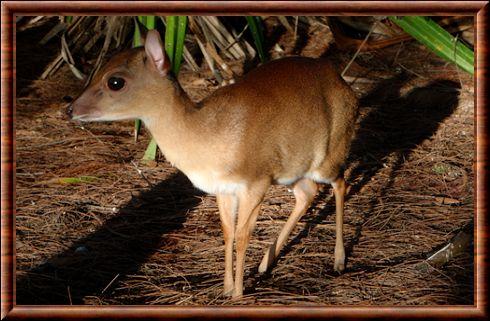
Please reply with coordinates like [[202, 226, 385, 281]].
[[434, 196, 461, 206]]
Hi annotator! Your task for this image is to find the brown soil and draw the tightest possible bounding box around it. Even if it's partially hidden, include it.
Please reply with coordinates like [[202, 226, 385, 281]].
[[15, 17, 474, 305]]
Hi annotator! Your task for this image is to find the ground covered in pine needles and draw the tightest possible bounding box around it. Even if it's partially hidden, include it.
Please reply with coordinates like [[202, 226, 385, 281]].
[[16, 17, 474, 305]]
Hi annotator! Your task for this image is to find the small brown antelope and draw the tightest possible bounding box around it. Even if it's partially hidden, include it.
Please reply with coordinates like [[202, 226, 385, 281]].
[[67, 30, 358, 298]]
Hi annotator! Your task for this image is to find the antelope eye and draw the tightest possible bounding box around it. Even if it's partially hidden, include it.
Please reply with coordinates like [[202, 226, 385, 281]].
[[107, 77, 126, 91]]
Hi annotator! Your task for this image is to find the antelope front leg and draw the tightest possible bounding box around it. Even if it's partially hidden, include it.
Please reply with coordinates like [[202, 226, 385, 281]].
[[217, 194, 237, 296], [332, 176, 346, 272], [233, 180, 269, 298]]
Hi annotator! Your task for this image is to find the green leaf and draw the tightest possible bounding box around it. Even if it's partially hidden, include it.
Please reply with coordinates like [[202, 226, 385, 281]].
[[133, 17, 143, 48], [57, 176, 98, 184], [173, 16, 188, 74], [389, 16, 474, 75], [144, 16, 156, 29], [142, 137, 158, 161], [165, 16, 177, 65], [134, 119, 142, 142], [133, 25, 143, 48], [246, 16, 266, 63]]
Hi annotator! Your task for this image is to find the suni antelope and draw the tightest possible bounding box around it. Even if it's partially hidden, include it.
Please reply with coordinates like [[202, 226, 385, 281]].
[[67, 30, 359, 298]]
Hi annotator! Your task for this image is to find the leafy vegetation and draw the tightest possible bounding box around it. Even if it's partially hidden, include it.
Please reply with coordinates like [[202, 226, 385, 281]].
[[389, 16, 474, 75]]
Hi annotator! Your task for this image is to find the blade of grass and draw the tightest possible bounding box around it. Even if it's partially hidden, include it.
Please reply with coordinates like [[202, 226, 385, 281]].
[[398, 16, 473, 62], [389, 16, 474, 75], [165, 16, 177, 65], [245, 16, 266, 62], [173, 16, 188, 74], [143, 16, 155, 29], [143, 136, 159, 161], [134, 119, 142, 143], [160, 16, 198, 71], [57, 176, 98, 184], [133, 19, 143, 49]]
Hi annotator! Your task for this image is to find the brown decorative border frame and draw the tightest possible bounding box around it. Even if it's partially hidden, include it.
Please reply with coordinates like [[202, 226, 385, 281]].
[[1, 1, 488, 320]]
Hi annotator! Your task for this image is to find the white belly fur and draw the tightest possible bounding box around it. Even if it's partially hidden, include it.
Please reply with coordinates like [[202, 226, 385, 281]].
[[276, 171, 334, 186], [185, 170, 332, 195], [185, 170, 246, 195]]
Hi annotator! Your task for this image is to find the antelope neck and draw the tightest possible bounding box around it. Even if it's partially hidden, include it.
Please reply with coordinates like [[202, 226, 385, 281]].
[[140, 81, 206, 170]]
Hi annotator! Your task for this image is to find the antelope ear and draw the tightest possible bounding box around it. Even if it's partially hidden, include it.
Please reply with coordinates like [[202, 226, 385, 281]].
[[144, 30, 170, 76]]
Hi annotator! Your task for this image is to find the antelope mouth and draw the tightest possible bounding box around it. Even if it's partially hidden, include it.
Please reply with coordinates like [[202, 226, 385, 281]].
[[71, 112, 103, 122]]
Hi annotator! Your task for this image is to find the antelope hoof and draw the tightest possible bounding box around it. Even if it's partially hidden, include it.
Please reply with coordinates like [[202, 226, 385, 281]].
[[334, 256, 345, 273], [223, 282, 234, 297], [258, 257, 270, 274], [232, 288, 243, 298], [259, 248, 275, 274], [223, 287, 234, 297]]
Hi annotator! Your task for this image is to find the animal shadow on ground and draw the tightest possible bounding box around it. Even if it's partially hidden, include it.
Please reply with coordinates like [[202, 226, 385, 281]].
[[16, 172, 201, 304], [252, 74, 461, 284]]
